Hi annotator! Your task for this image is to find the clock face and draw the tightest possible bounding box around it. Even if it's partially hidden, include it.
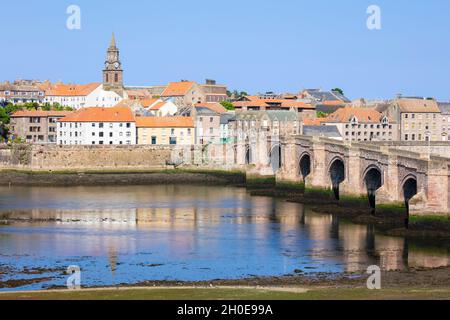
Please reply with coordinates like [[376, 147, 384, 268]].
[[105, 62, 109, 69], [114, 62, 120, 69]]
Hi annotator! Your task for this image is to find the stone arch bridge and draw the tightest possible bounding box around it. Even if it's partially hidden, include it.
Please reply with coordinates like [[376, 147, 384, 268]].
[[234, 135, 450, 216]]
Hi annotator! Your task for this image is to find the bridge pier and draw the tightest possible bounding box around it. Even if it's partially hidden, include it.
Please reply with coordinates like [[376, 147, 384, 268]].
[[414, 158, 449, 215]]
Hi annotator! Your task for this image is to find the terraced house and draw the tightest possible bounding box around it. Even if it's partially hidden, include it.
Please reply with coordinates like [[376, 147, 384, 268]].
[[320, 107, 398, 142], [9, 110, 73, 143], [43, 83, 123, 110], [136, 117, 194, 145], [381, 97, 445, 141], [57, 107, 136, 145], [0, 80, 45, 104]]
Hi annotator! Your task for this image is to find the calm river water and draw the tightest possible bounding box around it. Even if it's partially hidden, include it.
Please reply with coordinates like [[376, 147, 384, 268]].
[[0, 185, 449, 291]]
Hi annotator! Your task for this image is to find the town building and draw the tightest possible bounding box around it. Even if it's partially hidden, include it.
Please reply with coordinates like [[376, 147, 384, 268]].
[[43, 83, 123, 109], [234, 110, 300, 137], [194, 107, 222, 145], [0, 80, 45, 104], [136, 117, 194, 145], [381, 97, 445, 141], [9, 110, 73, 143], [219, 113, 236, 144], [438, 102, 450, 141], [161, 81, 205, 107], [320, 107, 397, 142], [147, 100, 178, 117], [232, 96, 316, 122], [200, 79, 228, 103], [57, 107, 136, 145]]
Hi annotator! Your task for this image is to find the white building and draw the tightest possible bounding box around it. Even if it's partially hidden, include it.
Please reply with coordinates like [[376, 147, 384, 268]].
[[44, 83, 123, 110], [57, 107, 136, 145], [147, 99, 178, 117]]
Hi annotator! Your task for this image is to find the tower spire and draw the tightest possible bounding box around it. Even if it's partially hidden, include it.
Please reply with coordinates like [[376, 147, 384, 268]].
[[110, 32, 116, 48]]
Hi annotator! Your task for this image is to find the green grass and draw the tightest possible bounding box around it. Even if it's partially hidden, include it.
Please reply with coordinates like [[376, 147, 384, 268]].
[[410, 215, 450, 223], [275, 181, 305, 191], [1, 287, 449, 300]]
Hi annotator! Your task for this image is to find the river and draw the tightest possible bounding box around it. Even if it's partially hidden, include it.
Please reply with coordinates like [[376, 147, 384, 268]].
[[0, 184, 449, 291]]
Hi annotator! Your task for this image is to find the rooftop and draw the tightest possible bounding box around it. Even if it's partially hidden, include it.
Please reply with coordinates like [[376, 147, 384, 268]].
[[161, 81, 196, 97], [323, 107, 385, 123], [394, 98, 441, 113], [11, 110, 73, 118], [45, 83, 101, 97], [136, 116, 194, 128], [59, 107, 135, 123]]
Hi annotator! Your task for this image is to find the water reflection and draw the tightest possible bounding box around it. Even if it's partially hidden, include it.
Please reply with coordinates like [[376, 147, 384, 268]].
[[0, 185, 448, 291]]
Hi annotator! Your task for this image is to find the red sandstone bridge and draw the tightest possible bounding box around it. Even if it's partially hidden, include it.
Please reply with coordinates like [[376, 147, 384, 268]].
[[236, 135, 450, 216]]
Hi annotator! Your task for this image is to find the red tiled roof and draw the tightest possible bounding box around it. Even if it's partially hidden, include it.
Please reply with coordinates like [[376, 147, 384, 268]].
[[136, 117, 194, 128], [323, 107, 384, 123], [59, 107, 135, 123], [46, 83, 101, 96], [149, 101, 167, 111], [161, 82, 196, 97], [140, 98, 159, 108], [195, 103, 227, 114]]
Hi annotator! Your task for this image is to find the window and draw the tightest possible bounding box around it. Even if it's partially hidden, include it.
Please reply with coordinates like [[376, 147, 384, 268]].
[[99, 123, 104, 128], [171, 129, 175, 135], [109, 132, 113, 137], [126, 123, 131, 128], [151, 136, 157, 145], [170, 137, 177, 145], [92, 123, 96, 127], [99, 132, 104, 137]]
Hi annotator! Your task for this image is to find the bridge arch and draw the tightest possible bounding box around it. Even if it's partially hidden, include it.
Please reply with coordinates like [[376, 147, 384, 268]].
[[402, 175, 418, 227], [328, 157, 345, 200], [402, 175, 418, 206], [245, 146, 253, 165], [363, 165, 384, 209], [299, 153, 312, 181], [269, 144, 282, 173]]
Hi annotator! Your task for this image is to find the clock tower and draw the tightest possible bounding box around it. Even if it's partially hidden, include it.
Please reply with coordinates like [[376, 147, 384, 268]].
[[103, 33, 123, 91]]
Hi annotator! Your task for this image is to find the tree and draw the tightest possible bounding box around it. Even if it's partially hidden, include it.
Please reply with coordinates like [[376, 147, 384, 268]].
[[221, 101, 235, 111], [332, 88, 344, 96], [0, 107, 10, 139], [317, 111, 329, 118]]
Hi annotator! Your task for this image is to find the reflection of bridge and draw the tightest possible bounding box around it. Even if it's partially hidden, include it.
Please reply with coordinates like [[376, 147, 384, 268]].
[[236, 135, 450, 216]]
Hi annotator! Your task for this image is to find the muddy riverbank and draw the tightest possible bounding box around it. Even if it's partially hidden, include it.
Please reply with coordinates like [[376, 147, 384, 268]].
[[3, 266, 448, 291], [0, 169, 246, 187]]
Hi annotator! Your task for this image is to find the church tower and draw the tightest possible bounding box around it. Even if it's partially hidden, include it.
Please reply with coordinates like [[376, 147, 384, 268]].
[[103, 33, 123, 91]]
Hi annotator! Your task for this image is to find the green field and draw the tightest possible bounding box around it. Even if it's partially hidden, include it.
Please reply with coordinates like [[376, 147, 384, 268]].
[[1, 286, 449, 300]]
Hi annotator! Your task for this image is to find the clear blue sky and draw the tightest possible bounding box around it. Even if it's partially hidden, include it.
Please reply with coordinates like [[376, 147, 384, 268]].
[[1, 0, 449, 100]]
